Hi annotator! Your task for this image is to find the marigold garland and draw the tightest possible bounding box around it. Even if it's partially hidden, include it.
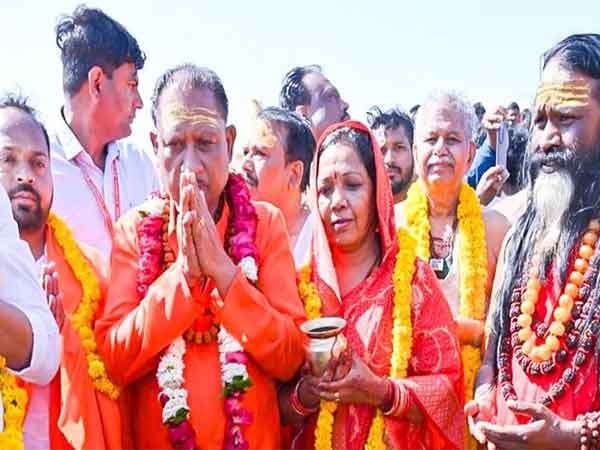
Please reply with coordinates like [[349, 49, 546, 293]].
[[48, 212, 120, 400], [405, 181, 487, 449], [0, 356, 27, 450], [298, 228, 416, 450]]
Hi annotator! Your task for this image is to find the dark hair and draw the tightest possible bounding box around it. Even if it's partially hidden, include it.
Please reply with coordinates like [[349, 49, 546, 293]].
[[474, 102, 486, 117], [257, 107, 315, 191], [507, 101, 520, 112], [279, 65, 322, 111], [0, 93, 50, 152], [366, 106, 414, 148], [543, 33, 600, 78], [409, 104, 420, 115], [318, 126, 376, 188], [150, 64, 229, 125], [543, 33, 600, 100], [56, 5, 146, 96]]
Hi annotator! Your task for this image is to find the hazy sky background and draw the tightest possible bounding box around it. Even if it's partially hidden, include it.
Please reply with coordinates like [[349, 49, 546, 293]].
[[1, 0, 599, 152]]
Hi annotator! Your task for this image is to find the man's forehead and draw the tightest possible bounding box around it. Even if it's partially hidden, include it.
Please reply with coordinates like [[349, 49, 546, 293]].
[[0, 110, 46, 146], [541, 60, 591, 84], [0, 129, 47, 155], [419, 104, 466, 134], [246, 118, 282, 149], [158, 89, 225, 132], [535, 61, 599, 109]]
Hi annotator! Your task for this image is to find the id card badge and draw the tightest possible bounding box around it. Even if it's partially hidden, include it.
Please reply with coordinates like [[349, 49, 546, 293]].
[[429, 258, 444, 272]]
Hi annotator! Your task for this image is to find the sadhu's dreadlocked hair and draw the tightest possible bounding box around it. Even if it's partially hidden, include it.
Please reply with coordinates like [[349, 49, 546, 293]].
[[490, 33, 600, 375]]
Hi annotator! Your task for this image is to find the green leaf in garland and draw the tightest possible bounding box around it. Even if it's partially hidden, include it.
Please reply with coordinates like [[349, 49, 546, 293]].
[[223, 375, 253, 397], [165, 407, 189, 425]]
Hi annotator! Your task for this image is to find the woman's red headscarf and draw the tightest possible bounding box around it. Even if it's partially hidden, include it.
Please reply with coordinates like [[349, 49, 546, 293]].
[[298, 120, 464, 450], [308, 120, 397, 304]]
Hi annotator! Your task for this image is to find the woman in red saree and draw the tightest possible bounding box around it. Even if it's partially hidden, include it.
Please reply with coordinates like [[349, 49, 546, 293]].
[[283, 120, 464, 449]]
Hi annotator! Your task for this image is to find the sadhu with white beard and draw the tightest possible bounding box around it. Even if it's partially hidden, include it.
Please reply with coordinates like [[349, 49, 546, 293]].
[[466, 33, 600, 449]]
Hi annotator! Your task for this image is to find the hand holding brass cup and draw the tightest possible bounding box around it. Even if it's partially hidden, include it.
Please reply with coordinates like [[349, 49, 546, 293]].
[[300, 317, 347, 377]]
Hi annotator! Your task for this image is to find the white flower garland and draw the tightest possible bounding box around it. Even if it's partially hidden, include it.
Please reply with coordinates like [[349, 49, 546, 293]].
[[157, 258, 258, 427]]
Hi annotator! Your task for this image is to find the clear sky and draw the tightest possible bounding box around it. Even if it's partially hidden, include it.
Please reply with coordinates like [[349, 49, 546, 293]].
[[1, 0, 599, 150]]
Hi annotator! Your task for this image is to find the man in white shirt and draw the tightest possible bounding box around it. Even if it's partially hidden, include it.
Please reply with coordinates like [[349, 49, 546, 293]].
[[0, 92, 123, 449], [0, 121, 60, 418], [240, 107, 315, 267], [50, 5, 159, 257], [0, 184, 60, 381], [0, 181, 59, 380]]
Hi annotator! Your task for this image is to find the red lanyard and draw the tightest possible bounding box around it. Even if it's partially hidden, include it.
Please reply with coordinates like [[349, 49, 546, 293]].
[[76, 154, 121, 236]]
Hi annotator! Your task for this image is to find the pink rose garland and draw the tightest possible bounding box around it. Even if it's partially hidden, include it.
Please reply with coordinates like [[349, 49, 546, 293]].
[[136, 174, 258, 450]]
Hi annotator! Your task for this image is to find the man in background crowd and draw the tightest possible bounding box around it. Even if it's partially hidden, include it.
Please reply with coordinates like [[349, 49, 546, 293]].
[[279, 65, 350, 141], [50, 5, 158, 257], [241, 106, 315, 266], [367, 106, 415, 203]]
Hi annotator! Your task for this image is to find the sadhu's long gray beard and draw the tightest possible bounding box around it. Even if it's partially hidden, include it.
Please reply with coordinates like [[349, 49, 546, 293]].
[[531, 169, 575, 260]]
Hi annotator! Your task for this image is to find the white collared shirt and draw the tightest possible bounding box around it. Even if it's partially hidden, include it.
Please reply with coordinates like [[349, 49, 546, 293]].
[[0, 186, 60, 432], [49, 109, 159, 257], [22, 254, 51, 450]]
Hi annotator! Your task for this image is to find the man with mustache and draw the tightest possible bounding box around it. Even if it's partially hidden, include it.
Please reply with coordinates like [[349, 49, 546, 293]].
[[467, 33, 600, 450], [279, 65, 350, 141], [0, 104, 60, 449], [241, 107, 315, 267], [49, 5, 158, 257], [0, 94, 123, 449], [395, 91, 510, 447], [367, 106, 415, 203], [95, 64, 305, 449]]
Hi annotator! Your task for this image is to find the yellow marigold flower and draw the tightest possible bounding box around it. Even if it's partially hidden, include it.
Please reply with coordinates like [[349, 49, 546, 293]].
[[47, 213, 120, 399], [299, 228, 416, 450], [405, 182, 486, 450]]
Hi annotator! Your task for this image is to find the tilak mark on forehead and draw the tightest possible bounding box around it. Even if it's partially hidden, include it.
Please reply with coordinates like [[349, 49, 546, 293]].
[[165, 103, 221, 128], [535, 81, 591, 109], [248, 117, 278, 148]]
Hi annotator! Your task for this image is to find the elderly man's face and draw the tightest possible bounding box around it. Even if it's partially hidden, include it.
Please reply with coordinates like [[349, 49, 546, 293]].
[[414, 102, 474, 191], [151, 85, 235, 212]]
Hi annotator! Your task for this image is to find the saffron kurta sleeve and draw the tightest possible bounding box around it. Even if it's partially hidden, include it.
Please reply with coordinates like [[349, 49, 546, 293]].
[[95, 199, 306, 449], [38, 229, 123, 450]]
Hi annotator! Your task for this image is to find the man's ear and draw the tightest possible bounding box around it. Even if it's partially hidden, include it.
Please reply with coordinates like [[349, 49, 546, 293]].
[[87, 66, 104, 101], [226, 124, 237, 161], [412, 142, 419, 168], [150, 130, 159, 156], [287, 160, 304, 191], [467, 141, 476, 166]]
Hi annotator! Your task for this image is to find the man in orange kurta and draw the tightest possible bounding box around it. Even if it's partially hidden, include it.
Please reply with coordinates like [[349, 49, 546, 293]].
[[0, 95, 122, 448], [95, 64, 306, 449]]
